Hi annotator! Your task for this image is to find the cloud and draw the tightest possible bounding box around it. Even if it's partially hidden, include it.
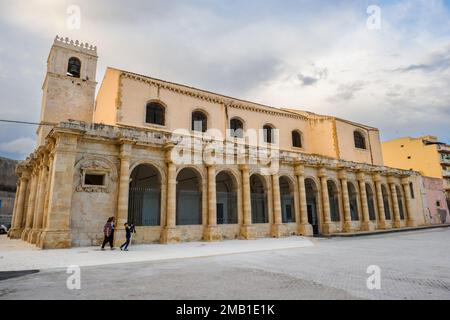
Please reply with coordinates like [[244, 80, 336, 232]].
[[0, 137, 35, 156], [297, 65, 328, 86], [393, 45, 450, 73], [0, 0, 450, 162], [328, 81, 366, 102]]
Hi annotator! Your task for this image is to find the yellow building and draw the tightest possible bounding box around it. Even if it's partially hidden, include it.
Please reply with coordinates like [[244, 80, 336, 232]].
[[382, 136, 450, 223], [8, 37, 428, 248]]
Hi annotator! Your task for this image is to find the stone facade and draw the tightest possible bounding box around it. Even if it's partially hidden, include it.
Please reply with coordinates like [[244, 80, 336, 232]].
[[8, 36, 430, 248]]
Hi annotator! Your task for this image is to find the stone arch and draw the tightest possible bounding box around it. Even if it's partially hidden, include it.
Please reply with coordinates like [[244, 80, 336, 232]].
[[365, 183, 377, 221], [215, 170, 238, 224], [327, 179, 341, 222], [176, 167, 203, 225], [128, 163, 162, 226], [250, 173, 269, 224], [347, 181, 359, 221], [396, 185, 405, 220], [305, 177, 320, 235], [381, 184, 391, 220], [279, 175, 296, 223]]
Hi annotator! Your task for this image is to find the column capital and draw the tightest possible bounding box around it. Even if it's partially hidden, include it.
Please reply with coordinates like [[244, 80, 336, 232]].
[[318, 167, 327, 178], [373, 173, 382, 182], [338, 169, 347, 180], [401, 177, 410, 185], [387, 176, 397, 184], [356, 171, 365, 181], [294, 164, 305, 176]]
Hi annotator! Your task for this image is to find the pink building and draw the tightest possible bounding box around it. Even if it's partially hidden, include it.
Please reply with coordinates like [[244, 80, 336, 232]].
[[421, 176, 449, 224]]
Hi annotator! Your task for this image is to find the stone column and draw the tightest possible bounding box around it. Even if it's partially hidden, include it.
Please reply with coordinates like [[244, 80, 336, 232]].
[[373, 174, 387, 229], [161, 145, 179, 243], [318, 167, 334, 234], [9, 171, 30, 239], [295, 164, 312, 236], [40, 152, 55, 244], [203, 165, 222, 241], [240, 165, 256, 239], [38, 134, 79, 249], [113, 142, 132, 247], [357, 172, 373, 231], [29, 159, 49, 244], [271, 173, 286, 237], [338, 169, 353, 232], [401, 177, 417, 227], [21, 167, 38, 241], [388, 176, 401, 228]]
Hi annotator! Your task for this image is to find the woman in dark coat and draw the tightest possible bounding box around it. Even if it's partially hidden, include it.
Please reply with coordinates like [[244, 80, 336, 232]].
[[101, 217, 115, 250]]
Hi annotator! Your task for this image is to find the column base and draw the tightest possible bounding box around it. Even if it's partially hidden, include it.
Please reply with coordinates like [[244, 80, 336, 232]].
[[21, 228, 31, 241], [377, 220, 389, 230], [271, 223, 288, 238], [203, 226, 222, 242], [297, 223, 313, 236], [407, 219, 417, 227], [8, 228, 24, 239], [321, 222, 335, 235], [160, 227, 180, 244], [37, 229, 71, 249], [343, 221, 353, 233], [360, 221, 375, 231], [29, 229, 42, 244], [392, 220, 402, 228], [239, 225, 257, 240]]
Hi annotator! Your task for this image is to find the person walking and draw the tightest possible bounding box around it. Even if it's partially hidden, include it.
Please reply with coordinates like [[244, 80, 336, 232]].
[[120, 223, 136, 251], [101, 217, 115, 250]]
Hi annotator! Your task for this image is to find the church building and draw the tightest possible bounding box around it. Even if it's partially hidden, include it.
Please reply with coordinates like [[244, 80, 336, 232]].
[[8, 36, 428, 248]]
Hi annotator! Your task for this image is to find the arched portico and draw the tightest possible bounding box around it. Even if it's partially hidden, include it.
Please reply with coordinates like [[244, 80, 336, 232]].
[[176, 168, 202, 225], [128, 164, 161, 226]]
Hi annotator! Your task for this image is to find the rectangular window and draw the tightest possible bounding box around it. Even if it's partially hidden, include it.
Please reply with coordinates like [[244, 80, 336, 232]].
[[84, 174, 105, 186], [409, 182, 415, 199]]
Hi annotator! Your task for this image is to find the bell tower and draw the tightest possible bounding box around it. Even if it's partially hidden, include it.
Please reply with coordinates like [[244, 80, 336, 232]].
[[37, 36, 98, 145]]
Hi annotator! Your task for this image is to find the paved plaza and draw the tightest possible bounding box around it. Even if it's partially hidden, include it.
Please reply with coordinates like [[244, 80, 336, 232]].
[[1, 228, 449, 299]]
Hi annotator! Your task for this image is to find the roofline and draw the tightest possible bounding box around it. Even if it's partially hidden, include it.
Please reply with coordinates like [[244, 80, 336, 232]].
[[105, 66, 379, 130]]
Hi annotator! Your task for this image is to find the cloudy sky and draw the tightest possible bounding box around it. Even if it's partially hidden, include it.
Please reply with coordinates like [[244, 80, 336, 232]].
[[0, 0, 449, 160]]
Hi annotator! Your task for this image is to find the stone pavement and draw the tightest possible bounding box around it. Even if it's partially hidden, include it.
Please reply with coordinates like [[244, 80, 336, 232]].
[[1, 228, 449, 299], [0, 235, 314, 271]]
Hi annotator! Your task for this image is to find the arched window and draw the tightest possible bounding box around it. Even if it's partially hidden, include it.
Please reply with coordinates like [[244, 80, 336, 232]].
[[145, 102, 165, 125], [354, 131, 366, 149], [192, 111, 207, 132], [229, 118, 244, 138], [263, 124, 275, 144], [67, 57, 81, 78], [292, 130, 302, 148]]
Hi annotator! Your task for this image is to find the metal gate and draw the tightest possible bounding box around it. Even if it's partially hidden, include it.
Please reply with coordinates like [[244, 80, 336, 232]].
[[128, 187, 161, 226]]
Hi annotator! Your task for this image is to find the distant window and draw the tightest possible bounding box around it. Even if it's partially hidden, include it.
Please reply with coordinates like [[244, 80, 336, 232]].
[[407, 156, 411, 159], [292, 131, 302, 148], [67, 57, 81, 78], [409, 182, 415, 199], [437, 201, 441, 207], [229, 118, 244, 138], [192, 111, 207, 132], [146, 102, 165, 125], [354, 131, 366, 149], [263, 125, 275, 144], [84, 174, 105, 186]]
